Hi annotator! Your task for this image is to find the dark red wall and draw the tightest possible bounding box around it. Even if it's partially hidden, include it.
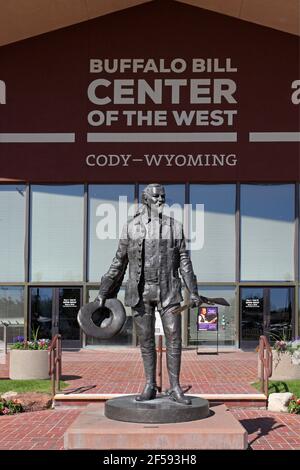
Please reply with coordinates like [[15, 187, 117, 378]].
[[0, 1, 299, 183]]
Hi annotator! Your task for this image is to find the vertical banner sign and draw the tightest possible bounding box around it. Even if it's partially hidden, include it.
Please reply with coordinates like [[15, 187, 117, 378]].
[[197, 307, 218, 331]]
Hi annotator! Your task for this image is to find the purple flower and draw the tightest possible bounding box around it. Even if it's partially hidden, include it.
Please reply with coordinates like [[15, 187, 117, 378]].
[[13, 336, 24, 343]]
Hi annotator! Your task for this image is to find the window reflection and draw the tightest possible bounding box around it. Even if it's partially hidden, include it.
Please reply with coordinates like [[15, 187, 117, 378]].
[[30, 185, 84, 282], [190, 185, 236, 282], [88, 185, 135, 281], [241, 184, 295, 281], [0, 286, 24, 344], [30, 287, 52, 340], [0, 186, 26, 281]]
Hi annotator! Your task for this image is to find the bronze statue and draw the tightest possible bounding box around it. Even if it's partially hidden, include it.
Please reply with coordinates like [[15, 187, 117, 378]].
[[96, 183, 209, 405]]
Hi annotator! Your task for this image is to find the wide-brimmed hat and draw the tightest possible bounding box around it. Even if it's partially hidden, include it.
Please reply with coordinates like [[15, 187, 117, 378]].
[[77, 298, 126, 339]]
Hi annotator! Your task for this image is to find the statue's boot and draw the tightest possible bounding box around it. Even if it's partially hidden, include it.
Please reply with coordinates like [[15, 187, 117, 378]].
[[135, 350, 157, 401], [166, 351, 191, 405]]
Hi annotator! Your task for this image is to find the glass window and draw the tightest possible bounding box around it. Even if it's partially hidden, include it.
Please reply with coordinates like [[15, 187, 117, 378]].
[[188, 286, 236, 347], [30, 287, 53, 340], [240, 287, 294, 350], [0, 185, 26, 281], [0, 286, 24, 344], [268, 287, 294, 343], [85, 287, 133, 346], [30, 185, 84, 282], [240, 287, 264, 350], [88, 185, 135, 282], [190, 185, 236, 282], [241, 184, 295, 281]]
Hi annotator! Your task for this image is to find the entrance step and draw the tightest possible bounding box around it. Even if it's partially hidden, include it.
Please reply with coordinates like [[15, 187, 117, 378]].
[[54, 392, 267, 409]]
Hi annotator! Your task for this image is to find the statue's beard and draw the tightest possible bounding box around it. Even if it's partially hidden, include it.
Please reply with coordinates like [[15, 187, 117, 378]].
[[146, 202, 164, 218]]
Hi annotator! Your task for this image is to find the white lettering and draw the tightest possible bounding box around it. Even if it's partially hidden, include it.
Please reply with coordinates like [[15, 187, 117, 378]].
[[214, 79, 237, 104], [90, 59, 102, 73], [291, 79, 300, 105], [190, 79, 211, 104], [87, 79, 111, 105], [138, 80, 162, 104], [173, 110, 195, 125], [172, 109, 237, 126], [0, 80, 6, 104], [192, 58, 237, 73], [86, 154, 132, 166], [87, 79, 237, 105], [87, 110, 119, 126], [114, 79, 134, 104], [165, 79, 187, 104]]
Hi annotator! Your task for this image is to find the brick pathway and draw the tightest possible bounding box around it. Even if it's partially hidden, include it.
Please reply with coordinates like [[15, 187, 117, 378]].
[[0, 348, 300, 450], [0, 408, 299, 450], [1, 349, 258, 393], [57, 349, 259, 394]]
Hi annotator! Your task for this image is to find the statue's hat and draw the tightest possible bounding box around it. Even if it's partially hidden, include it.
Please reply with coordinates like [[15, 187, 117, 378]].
[[77, 298, 126, 339]]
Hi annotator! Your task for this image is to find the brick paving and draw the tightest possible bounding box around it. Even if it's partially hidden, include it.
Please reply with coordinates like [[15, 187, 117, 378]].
[[1, 348, 258, 393], [0, 408, 299, 450], [59, 348, 259, 394], [1, 348, 300, 450]]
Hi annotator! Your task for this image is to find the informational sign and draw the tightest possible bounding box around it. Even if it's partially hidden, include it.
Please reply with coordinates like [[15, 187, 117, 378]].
[[197, 307, 218, 331], [245, 298, 263, 309], [62, 298, 78, 309]]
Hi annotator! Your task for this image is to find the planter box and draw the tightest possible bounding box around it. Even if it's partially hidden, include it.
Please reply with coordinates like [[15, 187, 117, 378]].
[[9, 350, 49, 380], [258, 351, 300, 381]]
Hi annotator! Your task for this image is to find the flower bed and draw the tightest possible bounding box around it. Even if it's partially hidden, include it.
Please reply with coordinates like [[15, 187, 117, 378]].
[[288, 396, 300, 414], [273, 338, 300, 365], [258, 338, 300, 381], [11, 336, 50, 350], [9, 331, 50, 380], [0, 398, 23, 416], [270, 339, 300, 381]]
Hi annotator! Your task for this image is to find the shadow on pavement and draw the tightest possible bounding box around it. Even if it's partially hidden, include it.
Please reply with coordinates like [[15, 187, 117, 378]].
[[61, 375, 82, 381], [239, 417, 285, 445]]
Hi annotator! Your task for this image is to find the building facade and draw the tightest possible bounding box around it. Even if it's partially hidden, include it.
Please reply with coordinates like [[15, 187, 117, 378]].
[[0, 1, 299, 349]]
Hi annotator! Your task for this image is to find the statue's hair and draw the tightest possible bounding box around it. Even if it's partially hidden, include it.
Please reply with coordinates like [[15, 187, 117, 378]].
[[141, 183, 164, 205]]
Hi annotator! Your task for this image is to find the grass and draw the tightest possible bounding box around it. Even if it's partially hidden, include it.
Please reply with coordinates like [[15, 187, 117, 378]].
[[0, 379, 69, 395], [252, 380, 300, 397]]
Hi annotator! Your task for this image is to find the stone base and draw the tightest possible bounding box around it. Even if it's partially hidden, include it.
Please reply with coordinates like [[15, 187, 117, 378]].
[[64, 403, 248, 450], [105, 395, 209, 423]]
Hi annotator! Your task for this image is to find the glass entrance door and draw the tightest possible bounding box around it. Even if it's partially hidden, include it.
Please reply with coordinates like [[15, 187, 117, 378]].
[[240, 287, 294, 349], [30, 287, 82, 348]]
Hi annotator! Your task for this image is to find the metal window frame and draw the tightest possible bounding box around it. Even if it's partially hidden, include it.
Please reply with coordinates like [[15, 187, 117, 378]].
[[1, 181, 300, 349]]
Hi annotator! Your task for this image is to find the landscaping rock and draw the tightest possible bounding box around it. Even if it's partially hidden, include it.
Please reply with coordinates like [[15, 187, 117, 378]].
[[13, 393, 52, 412], [1, 391, 18, 400], [268, 392, 294, 413]]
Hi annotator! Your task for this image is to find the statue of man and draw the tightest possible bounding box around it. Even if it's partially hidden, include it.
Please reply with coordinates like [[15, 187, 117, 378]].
[[97, 183, 205, 405]]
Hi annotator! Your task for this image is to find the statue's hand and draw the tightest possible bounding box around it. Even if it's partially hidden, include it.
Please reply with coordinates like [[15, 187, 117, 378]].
[[95, 295, 106, 308], [199, 295, 210, 305], [189, 293, 201, 308]]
